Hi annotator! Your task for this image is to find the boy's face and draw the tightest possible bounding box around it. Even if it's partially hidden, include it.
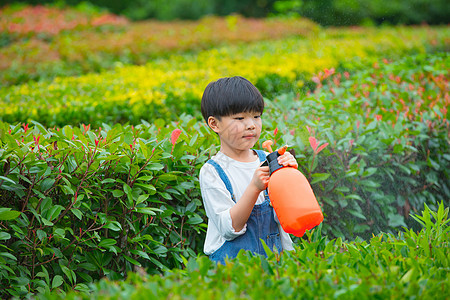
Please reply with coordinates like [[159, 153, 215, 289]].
[[208, 111, 262, 153]]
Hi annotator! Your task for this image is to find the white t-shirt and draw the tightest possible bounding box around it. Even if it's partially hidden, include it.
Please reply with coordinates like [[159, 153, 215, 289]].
[[199, 151, 294, 255]]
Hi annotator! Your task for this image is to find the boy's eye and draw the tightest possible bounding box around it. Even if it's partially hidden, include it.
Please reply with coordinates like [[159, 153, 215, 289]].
[[254, 115, 261, 119], [234, 117, 244, 120]]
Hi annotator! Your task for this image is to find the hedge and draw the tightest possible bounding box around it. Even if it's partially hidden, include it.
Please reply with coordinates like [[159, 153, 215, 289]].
[[43, 202, 450, 299], [1, 25, 449, 127], [0, 5, 318, 87]]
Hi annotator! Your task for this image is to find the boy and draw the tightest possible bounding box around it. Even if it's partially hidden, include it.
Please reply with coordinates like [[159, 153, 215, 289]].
[[199, 76, 296, 265]]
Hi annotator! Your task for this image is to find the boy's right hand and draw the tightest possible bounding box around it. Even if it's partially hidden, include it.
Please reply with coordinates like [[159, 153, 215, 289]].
[[251, 164, 270, 192]]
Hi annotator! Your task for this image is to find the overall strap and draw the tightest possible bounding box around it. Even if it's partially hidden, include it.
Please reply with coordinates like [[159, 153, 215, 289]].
[[206, 160, 236, 202], [253, 149, 267, 163], [253, 149, 270, 199]]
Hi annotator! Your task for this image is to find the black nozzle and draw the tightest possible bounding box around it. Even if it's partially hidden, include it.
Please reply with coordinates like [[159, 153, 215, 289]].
[[266, 151, 284, 175]]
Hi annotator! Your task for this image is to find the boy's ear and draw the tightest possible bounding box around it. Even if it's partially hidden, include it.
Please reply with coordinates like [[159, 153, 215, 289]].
[[207, 116, 220, 133]]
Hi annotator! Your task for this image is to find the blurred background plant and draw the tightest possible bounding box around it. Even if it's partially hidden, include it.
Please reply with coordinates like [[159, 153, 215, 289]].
[[1, 0, 449, 24]]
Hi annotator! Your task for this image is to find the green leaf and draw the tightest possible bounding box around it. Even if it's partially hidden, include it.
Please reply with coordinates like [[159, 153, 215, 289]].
[[0, 208, 21, 221], [123, 183, 132, 196], [36, 229, 47, 241], [41, 217, 54, 226], [134, 183, 157, 195], [0, 232, 11, 240], [345, 194, 363, 202], [362, 167, 377, 177], [52, 275, 64, 289], [60, 265, 73, 284], [124, 255, 141, 266], [135, 207, 162, 215], [136, 176, 154, 181], [186, 215, 203, 225], [148, 163, 164, 171], [400, 268, 414, 284], [359, 180, 380, 188], [139, 139, 149, 157], [158, 173, 178, 182], [311, 173, 331, 184], [136, 194, 149, 205], [71, 208, 83, 220], [0, 252, 17, 261], [124, 132, 134, 145], [112, 190, 124, 197], [101, 178, 116, 184], [388, 214, 406, 227], [40, 178, 55, 192], [47, 205, 64, 221], [0, 176, 16, 185], [260, 257, 274, 275], [348, 209, 366, 220], [130, 249, 150, 260], [104, 221, 122, 231], [98, 239, 117, 248], [78, 263, 97, 271]]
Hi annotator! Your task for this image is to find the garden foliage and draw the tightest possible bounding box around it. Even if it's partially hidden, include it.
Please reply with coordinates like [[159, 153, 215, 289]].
[[262, 53, 449, 239], [43, 202, 450, 299], [2, 0, 449, 25], [1, 25, 448, 127], [0, 117, 215, 297], [0, 52, 448, 298], [274, 0, 450, 26], [0, 6, 318, 87]]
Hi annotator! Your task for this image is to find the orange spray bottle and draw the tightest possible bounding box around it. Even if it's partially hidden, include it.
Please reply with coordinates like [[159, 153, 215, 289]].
[[262, 141, 324, 237]]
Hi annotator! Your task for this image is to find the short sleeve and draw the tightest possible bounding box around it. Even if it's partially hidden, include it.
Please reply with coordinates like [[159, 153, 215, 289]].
[[199, 163, 247, 240]]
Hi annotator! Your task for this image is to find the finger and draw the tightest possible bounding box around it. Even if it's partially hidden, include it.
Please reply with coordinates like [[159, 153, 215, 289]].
[[278, 156, 297, 167], [277, 157, 290, 166], [258, 166, 270, 172]]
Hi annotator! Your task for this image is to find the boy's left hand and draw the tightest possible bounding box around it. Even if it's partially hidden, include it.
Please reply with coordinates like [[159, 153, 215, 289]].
[[277, 151, 298, 169]]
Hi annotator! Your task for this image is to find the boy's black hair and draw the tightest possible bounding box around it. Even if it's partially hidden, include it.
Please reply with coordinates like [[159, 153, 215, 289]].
[[201, 76, 264, 122]]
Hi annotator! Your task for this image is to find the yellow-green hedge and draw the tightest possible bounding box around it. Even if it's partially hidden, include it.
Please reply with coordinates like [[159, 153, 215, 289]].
[[1, 26, 448, 127]]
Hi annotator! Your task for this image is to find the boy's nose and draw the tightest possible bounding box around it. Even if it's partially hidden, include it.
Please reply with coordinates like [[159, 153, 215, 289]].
[[246, 119, 256, 129]]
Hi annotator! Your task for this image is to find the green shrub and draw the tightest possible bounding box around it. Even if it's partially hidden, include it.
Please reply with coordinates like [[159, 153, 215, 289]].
[[0, 116, 215, 297], [261, 52, 450, 239], [273, 0, 450, 26], [42, 202, 450, 299]]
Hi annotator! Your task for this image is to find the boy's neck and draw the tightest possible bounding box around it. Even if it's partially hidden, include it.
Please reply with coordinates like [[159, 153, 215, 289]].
[[219, 148, 257, 162]]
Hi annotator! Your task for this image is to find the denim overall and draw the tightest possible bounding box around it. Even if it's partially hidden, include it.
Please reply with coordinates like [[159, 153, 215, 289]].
[[206, 150, 282, 265]]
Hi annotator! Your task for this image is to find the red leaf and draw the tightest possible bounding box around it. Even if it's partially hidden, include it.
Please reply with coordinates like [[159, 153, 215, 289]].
[[316, 142, 329, 154], [171, 129, 182, 146], [309, 136, 318, 152]]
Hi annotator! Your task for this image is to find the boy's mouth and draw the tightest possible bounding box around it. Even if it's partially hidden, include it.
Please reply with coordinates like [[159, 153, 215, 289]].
[[243, 134, 256, 139]]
